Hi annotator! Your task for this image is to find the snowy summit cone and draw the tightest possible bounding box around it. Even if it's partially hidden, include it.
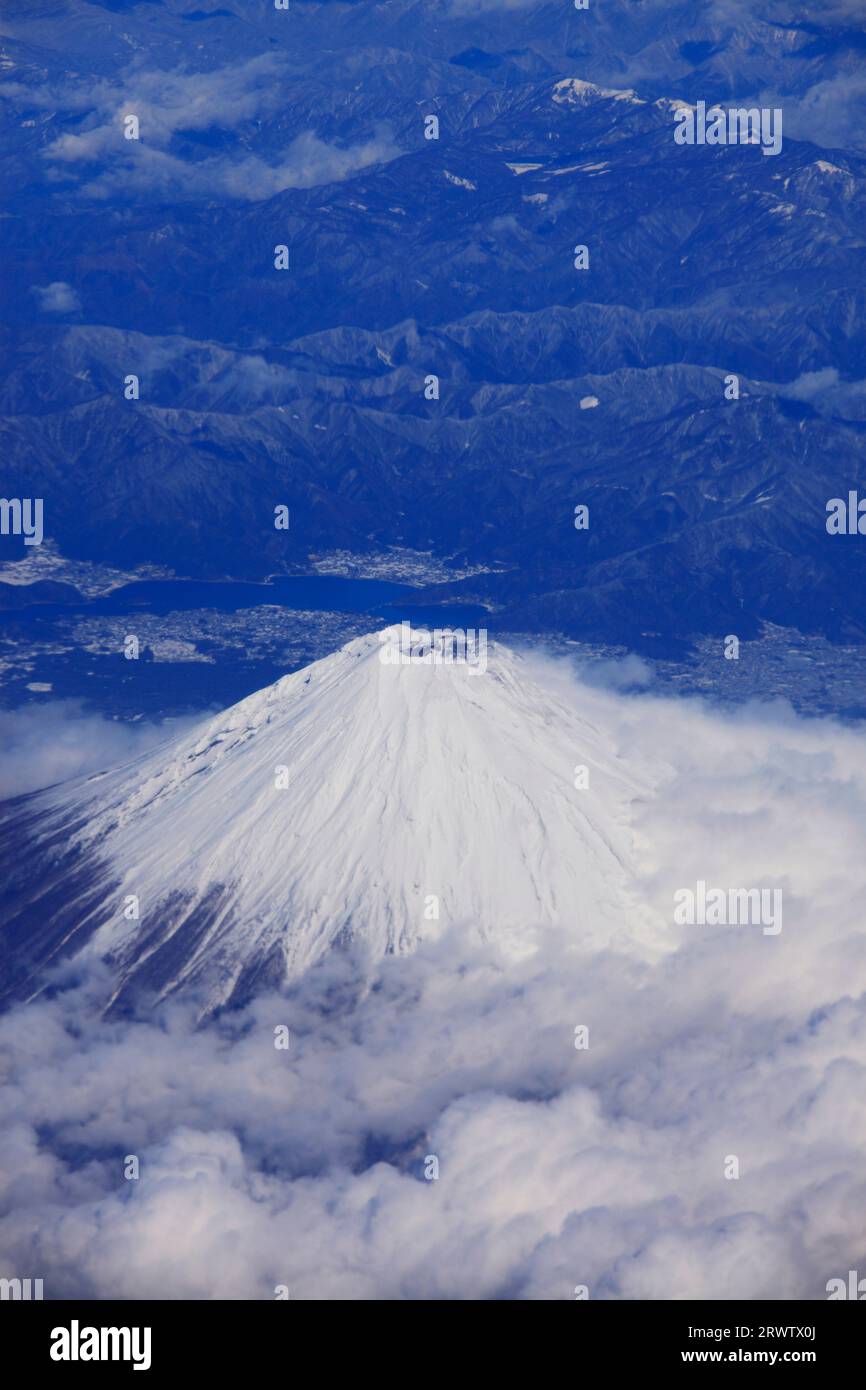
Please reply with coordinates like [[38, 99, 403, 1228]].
[[0, 627, 649, 1013]]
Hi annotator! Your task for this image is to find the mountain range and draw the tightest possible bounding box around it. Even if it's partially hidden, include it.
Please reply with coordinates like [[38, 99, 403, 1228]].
[[2, 2, 865, 646]]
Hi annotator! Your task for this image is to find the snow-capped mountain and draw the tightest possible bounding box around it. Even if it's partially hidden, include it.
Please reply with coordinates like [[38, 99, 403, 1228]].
[[0, 627, 657, 1013]]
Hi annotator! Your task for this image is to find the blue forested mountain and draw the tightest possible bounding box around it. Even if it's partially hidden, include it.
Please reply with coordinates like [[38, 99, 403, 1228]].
[[1, 0, 865, 647]]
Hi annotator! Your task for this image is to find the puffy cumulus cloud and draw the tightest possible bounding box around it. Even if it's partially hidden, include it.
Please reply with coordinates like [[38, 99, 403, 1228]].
[[25, 55, 287, 155], [16, 56, 400, 202], [763, 71, 866, 153], [781, 367, 845, 400], [1, 669, 866, 1299], [773, 368, 866, 421], [0, 703, 198, 798], [30, 282, 81, 314]]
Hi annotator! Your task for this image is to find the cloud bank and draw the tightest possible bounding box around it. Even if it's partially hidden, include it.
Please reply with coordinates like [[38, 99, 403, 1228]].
[[1, 666, 865, 1299], [67, 127, 401, 203], [9, 56, 400, 202], [0, 703, 195, 799]]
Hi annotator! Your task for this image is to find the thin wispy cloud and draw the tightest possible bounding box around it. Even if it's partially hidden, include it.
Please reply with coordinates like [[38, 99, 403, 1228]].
[[71, 127, 401, 202]]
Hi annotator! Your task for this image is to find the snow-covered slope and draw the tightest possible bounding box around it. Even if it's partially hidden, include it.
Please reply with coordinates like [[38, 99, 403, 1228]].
[[0, 628, 659, 1012]]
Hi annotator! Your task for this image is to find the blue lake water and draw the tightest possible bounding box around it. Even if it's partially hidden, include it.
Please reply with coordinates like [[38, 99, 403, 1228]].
[[0, 574, 492, 630]]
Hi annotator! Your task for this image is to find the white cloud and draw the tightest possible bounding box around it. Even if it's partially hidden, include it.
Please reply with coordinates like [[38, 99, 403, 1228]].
[[74, 126, 401, 202], [30, 282, 80, 314], [761, 70, 866, 153], [8, 56, 401, 202], [1, 668, 865, 1299], [774, 368, 866, 419], [26, 55, 288, 156], [0, 703, 195, 798], [576, 652, 653, 689]]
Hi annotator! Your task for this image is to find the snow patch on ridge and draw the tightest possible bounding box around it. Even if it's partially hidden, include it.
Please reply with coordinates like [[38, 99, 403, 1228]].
[[443, 170, 476, 190], [553, 78, 644, 107]]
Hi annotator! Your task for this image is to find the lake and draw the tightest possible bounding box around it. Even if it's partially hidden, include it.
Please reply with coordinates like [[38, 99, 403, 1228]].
[[0, 574, 492, 629]]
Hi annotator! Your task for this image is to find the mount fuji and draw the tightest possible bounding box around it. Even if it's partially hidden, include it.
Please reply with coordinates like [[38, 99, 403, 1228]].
[[0, 628, 659, 1014]]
